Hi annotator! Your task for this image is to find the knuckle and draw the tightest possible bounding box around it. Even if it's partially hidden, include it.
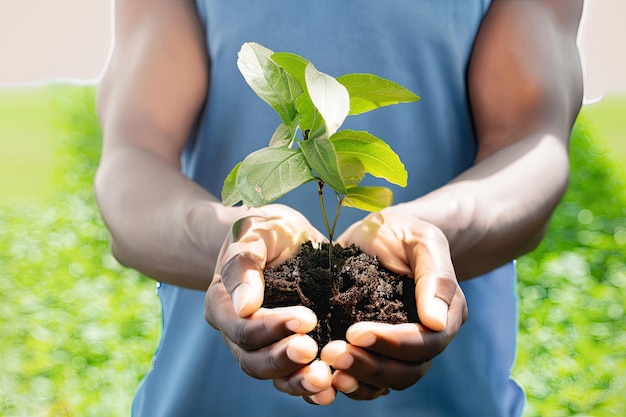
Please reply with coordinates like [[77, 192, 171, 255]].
[[234, 324, 256, 351], [223, 250, 257, 273], [362, 356, 385, 382], [238, 358, 257, 378], [224, 336, 259, 378]]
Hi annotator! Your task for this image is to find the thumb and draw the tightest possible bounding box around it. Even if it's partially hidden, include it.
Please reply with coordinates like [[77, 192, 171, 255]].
[[220, 250, 265, 318], [415, 272, 458, 332]]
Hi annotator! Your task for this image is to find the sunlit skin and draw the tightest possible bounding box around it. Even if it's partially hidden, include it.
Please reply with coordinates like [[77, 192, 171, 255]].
[[95, 0, 583, 405]]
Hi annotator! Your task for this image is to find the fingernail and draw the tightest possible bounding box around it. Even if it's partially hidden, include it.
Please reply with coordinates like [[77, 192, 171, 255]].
[[430, 298, 448, 331], [302, 360, 330, 391], [307, 393, 328, 406], [286, 319, 301, 332], [375, 388, 390, 398], [307, 394, 321, 405], [286, 337, 316, 364], [332, 353, 354, 370], [301, 378, 322, 393], [287, 345, 314, 364], [348, 326, 376, 347], [344, 383, 359, 394], [232, 285, 252, 316], [333, 371, 359, 394]]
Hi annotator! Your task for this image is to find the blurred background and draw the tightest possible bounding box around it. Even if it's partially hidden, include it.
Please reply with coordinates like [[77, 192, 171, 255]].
[[0, 1, 624, 416]]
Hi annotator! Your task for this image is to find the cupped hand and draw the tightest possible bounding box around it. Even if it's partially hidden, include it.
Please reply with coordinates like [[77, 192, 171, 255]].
[[205, 204, 335, 403], [324, 208, 468, 399]]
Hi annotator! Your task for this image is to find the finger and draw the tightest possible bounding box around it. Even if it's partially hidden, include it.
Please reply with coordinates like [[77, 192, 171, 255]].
[[343, 322, 448, 363], [235, 211, 323, 267], [225, 333, 319, 380], [342, 383, 390, 401], [331, 370, 359, 394], [414, 271, 465, 332], [337, 287, 467, 364], [206, 277, 317, 349], [272, 360, 332, 395], [304, 387, 337, 406], [216, 215, 295, 318], [218, 213, 324, 317], [398, 221, 456, 331], [216, 250, 265, 317], [322, 340, 430, 391], [337, 213, 414, 276]]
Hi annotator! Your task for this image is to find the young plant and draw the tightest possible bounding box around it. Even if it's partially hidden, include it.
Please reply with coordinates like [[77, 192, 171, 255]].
[[222, 42, 419, 259]]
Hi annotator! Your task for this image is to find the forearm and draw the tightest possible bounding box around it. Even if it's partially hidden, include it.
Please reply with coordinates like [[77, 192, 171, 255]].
[[391, 0, 583, 280], [391, 131, 569, 280], [95, 145, 250, 290]]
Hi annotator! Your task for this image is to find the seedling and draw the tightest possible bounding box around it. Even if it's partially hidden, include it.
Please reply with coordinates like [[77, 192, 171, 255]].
[[222, 42, 419, 264]]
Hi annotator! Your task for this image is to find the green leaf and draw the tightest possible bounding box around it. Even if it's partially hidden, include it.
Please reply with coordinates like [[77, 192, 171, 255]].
[[271, 52, 309, 91], [270, 53, 327, 139], [330, 130, 408, 187], [271, 52, 321, 135], [342, 186, 394, 212], [336, 156, 365, 187], [221, 162, 243, 206], [237, 42, 301, 123], [299, 136, 347, 194], [236, 147, 314, 206], [269, 118, 299, 147], [336, 73, 420, 115], [295, 92, 326, 140], [305, 63, 350, 136]]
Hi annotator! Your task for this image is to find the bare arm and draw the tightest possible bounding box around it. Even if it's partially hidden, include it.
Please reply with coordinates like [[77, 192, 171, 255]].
[[382, 0, 584, 280], [96, 0, 333, 400], [95, 0, 248, 290]]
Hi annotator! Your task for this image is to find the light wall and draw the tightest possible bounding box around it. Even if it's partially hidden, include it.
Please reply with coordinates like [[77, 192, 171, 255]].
[[0, 0, 624, 101], [0, 0, 112, 84]]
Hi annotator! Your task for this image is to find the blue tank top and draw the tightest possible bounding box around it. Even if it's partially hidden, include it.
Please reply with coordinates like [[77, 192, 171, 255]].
[[133, 1, 525, 416]]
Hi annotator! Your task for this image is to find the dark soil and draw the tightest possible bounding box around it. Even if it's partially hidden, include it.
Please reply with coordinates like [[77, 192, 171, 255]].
[[262, 242, 419, 349]]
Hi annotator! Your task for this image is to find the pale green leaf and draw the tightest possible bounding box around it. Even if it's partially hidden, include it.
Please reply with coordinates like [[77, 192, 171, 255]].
[[221, 162, 242, 206], [299, 136, 346, 194], [305, 63, 349, 136], [237, 42, 301, 123], [236, 147, 314, 206], [336, 73, 420, 115], [269, 118, 299, 147], [342, 186, 394, 212], [330, 130, 407, 187]]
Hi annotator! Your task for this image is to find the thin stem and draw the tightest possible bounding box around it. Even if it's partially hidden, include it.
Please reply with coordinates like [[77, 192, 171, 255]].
[[329, 192, 344, 244], [317, 179, 335, 272], [317, 179, 332, 239]]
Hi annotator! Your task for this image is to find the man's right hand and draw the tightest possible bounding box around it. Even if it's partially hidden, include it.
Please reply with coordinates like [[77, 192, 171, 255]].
[[204, 205, 338, 405]]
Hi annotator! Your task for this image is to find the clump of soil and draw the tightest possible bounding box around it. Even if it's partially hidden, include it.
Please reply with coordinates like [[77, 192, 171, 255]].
[[262, 242, 419, 349]]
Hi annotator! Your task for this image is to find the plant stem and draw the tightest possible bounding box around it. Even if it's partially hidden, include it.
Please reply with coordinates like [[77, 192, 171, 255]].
[[330, 192, 344, 244], [316, 180, 346, 272], [317, 179, 331, 240], [317, 179, 334, 271]]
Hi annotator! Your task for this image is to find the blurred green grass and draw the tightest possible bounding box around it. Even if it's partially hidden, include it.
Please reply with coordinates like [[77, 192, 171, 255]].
[[0, 85, 624, 416], [0, 88, 56, 202], [513, 96, 626, 416], [0, 86, 160, 417]]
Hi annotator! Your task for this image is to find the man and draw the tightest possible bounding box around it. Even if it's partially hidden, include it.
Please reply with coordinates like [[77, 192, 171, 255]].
[[95, 0, 583, 415]]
